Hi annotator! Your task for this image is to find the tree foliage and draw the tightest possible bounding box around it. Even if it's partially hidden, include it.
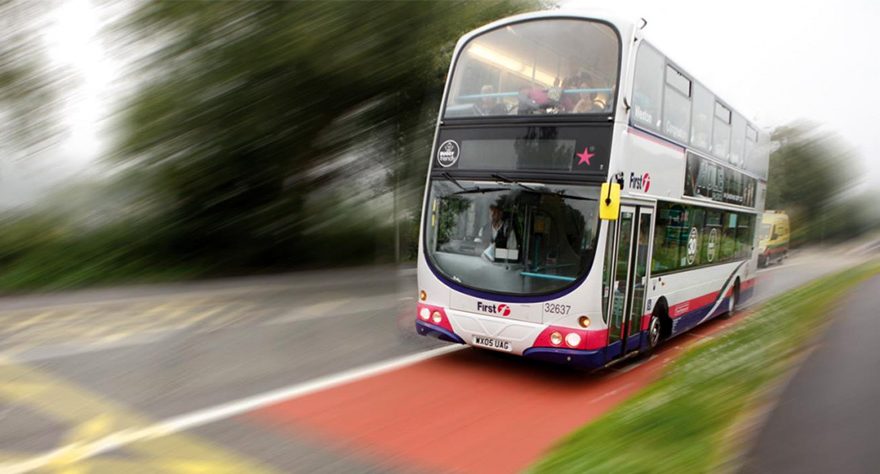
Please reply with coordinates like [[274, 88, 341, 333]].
[[0, 0, 64, 158], [767, 122, 868, 244], [113, 0, 540, 267]]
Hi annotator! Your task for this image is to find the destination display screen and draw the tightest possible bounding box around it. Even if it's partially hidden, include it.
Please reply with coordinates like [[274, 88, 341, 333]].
[[458, 139, 577, 171], [433, 125, 612, 177]]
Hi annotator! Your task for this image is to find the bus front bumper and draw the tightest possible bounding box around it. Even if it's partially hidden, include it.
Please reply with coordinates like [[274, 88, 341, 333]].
[[416, 318, 607, 370], [416, 319, 465, 344], [522, 347, 605, 370]]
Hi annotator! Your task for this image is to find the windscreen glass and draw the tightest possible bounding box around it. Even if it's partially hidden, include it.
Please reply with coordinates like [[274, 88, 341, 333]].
[[444, 19, 620, 118], [425, 179, 601, 295]]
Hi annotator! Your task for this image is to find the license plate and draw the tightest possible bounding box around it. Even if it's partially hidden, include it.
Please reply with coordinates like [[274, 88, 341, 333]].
[[472, 336, 512, 352]]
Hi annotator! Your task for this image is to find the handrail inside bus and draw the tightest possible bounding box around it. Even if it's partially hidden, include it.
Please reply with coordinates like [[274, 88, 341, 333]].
[[456, 88, 613, 101], [519, 271, 577, 282]]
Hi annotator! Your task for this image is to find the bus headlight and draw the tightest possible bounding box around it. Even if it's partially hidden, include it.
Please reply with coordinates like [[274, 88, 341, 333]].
[[550, 331, 563, 346], [565, 332, 582, 348], [432, 311, 443, 324], [419, 307, 431, 320]]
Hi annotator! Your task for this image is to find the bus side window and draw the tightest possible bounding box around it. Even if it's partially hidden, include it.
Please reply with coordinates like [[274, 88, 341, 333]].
[[736, 214, 753, 258], [721, 212, 737, 261], [652, 202, 681, 273], [632, 44, 665, 131], [703, 209, 722, 264]]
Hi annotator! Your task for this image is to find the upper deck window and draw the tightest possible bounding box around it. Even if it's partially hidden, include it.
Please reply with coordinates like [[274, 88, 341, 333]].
[[665, 65, 691, 96], [662, 65, 691, 142], [730, 113, 746, 166], [712, 102, 732, 159], [690, 82, 713, 152], [444, 19, 620, 118], [632, 43, 664, 130]]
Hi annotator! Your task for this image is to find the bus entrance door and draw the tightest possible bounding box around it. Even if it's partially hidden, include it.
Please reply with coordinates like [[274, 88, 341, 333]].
[[606, 205, 654, 361]]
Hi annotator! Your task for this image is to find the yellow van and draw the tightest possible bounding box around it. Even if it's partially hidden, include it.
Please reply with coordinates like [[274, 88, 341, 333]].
[[758, 211, 790, 267]]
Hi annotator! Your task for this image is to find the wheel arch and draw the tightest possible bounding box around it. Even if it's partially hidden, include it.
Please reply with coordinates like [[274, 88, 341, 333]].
[[653, 296, 672, 340]]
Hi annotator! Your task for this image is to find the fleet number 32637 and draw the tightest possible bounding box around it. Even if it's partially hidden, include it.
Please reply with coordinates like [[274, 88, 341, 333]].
[[544, 303, 571, 315]]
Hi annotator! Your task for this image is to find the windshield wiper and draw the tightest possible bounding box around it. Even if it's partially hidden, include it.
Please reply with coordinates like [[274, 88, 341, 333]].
[[440, 172, 505, 196], [492, 175, 600, 202], [491, 173, 540, 193], [442, 172, 469, 192]]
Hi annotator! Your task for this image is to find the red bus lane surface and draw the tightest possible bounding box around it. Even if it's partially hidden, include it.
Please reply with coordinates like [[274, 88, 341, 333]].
[[248, 311, 749, 473]]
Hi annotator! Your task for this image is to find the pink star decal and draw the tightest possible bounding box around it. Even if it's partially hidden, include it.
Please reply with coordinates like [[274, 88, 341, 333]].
[[576, 147, 595, 166]]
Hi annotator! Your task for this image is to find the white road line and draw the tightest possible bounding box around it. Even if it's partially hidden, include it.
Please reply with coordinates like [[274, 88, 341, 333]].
[[0, 344, 464, 473], [756, 261, 811, 274]]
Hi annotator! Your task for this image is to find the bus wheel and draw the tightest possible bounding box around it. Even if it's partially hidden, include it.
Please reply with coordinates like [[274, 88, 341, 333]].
[[724, 280, 740, 319], [647, 314, 662, 351]]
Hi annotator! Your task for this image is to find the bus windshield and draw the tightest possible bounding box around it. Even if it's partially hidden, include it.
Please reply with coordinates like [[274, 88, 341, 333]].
[[425, 178, 601, 295], [444, 19, 620, 118]]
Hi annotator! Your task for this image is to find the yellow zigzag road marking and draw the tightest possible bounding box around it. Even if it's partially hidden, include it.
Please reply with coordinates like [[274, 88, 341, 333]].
[[0, 358, 276, 473]]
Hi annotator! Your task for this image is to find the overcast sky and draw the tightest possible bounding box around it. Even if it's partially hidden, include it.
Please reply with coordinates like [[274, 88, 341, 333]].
[[564, 0, 880, 186]]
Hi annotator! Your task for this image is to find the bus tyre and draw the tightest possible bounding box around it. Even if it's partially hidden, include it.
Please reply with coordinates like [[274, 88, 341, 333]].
[[647, 314, 662, 352], [723, 281, 739, 319]]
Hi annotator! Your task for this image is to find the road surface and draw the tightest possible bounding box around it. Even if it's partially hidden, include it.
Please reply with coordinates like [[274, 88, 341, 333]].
[[0, 249, 867, 473], [740, 273, 880, 474]]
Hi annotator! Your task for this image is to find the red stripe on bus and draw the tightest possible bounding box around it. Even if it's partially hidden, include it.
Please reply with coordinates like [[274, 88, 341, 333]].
[[669, 277, 756, 317], [670, 291, 719, 318]]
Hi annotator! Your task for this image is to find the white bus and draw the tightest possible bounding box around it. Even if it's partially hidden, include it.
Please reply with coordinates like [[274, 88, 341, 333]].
[[416, 10, 770, 369]]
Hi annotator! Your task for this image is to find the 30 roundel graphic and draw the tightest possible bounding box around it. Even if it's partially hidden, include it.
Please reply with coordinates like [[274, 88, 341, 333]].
[[497, 304, 511, 317], [642, 172, 651, 192]]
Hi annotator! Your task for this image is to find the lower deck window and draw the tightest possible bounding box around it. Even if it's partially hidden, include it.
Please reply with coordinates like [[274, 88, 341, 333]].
[[652, 201, 755, 274]]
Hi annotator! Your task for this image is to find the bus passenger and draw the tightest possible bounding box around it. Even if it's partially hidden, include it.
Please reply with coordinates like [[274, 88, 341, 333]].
[[474, 85, 508, 116], [573, 80, 609, 113]]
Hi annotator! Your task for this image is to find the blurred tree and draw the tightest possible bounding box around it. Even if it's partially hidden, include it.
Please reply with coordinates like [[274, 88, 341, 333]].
[[114, 0, 541, 268], [767, 122, 862, 245], [0, 0, 64, 159]]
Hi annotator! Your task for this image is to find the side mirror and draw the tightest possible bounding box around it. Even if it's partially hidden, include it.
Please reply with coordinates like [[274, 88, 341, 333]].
[[599, 182, 621, 221]]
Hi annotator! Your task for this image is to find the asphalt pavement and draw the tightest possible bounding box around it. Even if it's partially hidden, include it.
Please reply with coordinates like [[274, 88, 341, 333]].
[[740, 273, 880, 474], [0, 249, 870, 473]]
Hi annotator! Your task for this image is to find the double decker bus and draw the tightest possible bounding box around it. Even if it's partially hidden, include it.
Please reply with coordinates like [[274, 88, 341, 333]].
[[416, 11, 770, 369]]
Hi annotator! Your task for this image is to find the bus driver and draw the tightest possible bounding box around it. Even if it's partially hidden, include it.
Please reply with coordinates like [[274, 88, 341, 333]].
[[476, 203, 518, 261]]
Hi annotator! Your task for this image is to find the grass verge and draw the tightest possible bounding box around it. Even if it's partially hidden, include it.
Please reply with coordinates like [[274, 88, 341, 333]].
[[530, 261, 880, 474]]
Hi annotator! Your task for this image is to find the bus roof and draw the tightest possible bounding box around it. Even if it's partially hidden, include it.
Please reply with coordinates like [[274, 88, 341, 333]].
[[453, 10, 638, 52]]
